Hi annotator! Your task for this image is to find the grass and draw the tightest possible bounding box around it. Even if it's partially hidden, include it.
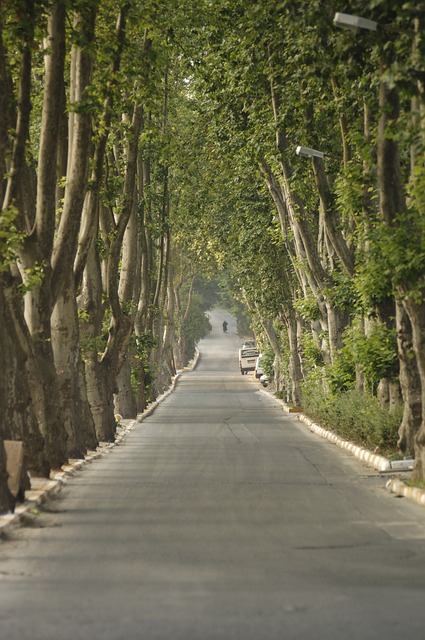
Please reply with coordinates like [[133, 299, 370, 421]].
[[404, 479, 425, 490]]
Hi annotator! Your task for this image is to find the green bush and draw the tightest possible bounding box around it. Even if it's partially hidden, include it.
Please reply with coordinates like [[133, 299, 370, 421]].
[[322, 320, 398, 396], [301, 380, 402, 454], [340, 320, 398, 393]]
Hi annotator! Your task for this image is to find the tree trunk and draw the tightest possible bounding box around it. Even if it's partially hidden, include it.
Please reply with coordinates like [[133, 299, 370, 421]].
[[0, 286, 32, 511], [74, 7, 129, 287], [0, 442, 13, 514], [78, 358, 98, 451], [134, 153, 154, 411], [163, 253, 177, 376], [325, 301, 347, 363], [311, 156, 354, 275], [259, 315, 284, 393], [35, 1, 66, 256], [114, 191, 140, 416], [94, 99, 142, 427], [85, 359, 116, 442], [79, 235, 116, 441], [51, 274, 97, 457], [51, 6, 96, 304], [115, 357, 137, 418], [174, 270, 196, 369], [402, 296, 425, 475], [284, 310, 303, 406], [1, 277, 50, 476]]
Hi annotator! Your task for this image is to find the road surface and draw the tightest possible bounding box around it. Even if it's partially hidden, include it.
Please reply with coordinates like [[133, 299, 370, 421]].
[[1, 309, 425, 640]]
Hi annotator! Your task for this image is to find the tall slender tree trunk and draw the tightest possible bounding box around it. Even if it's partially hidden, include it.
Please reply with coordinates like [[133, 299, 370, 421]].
[[51, 275, 97, 456], [283, 309, 303, 406], [115, 191, 140, 418], [258, 314, 284, 392], [134, 156, 154, 412], [80, 235, 116, 441], [49, 5, 97, 458], [0, 443, 12, 514], [396, 302, 421, 456], [115, 358, 137, 418], [402, 296, 425, 474]]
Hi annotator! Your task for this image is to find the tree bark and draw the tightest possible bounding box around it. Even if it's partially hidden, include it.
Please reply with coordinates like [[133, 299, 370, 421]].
[[49, 5, 97, 459], [114, 196, 140, 418], [80, 230, 115, 441], [0, 286, 33, 511], [259, 315, 284, 392], [36, 1, 66, 256], [115, 357, 137, 418], [402, 296, 425, 474], [283, 309, 303, 406], [74, 7, 128, 288], [51, 274, 97, 457], [1, 275, 51, 477], [311, 156, 354, 275], [51, 6, 96, 304]]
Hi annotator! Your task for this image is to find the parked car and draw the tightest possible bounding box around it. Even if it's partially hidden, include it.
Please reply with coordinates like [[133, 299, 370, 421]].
[[259, 374, 269, 387], [239, 346, 259, 375], [254, 355, 264, 379], [241, 339, 256, 349]]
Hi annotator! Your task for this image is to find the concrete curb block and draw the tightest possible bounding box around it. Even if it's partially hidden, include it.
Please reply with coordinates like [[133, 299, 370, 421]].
[[0, 350, 201, 535], [386, 478, 425, 506]]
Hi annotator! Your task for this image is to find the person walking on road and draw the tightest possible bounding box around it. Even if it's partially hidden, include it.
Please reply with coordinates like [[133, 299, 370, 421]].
[[222, 320, 228, 333]]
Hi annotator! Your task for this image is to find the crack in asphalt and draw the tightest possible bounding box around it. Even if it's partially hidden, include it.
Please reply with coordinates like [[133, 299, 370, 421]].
[[225, 422, 242, 443]]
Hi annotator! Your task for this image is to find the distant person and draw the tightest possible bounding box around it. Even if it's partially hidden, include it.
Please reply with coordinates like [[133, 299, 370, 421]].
[[222, 321, 228, 333]]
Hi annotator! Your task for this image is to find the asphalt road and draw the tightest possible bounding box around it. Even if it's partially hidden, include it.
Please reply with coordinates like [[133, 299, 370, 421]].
[[2, 309, 425, 640]]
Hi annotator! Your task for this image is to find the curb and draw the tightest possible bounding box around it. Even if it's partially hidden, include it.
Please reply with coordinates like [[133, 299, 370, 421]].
[[0, 350, 200, 536], [385, 478, 425, 506]]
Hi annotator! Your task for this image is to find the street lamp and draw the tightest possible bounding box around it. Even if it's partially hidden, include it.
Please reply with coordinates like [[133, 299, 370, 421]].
[[333, 12, 378, 32], [296, 145, 325, 159]]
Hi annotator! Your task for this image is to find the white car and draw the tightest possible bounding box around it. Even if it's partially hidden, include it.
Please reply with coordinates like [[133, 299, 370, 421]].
[[259, 374, 269, 387], [239, 346, 259, 375], [254, 355, 264, 379]]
